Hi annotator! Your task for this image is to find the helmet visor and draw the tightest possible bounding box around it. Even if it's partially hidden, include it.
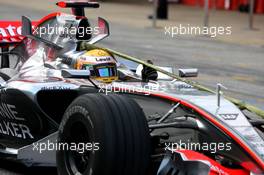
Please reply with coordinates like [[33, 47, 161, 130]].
[[94, 63, 117, 78]]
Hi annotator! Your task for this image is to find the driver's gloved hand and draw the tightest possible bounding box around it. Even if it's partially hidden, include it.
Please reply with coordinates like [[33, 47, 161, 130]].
[[142, 60, 158, 82]]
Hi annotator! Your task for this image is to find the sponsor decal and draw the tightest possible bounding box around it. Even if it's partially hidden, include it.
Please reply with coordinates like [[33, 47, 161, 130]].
[[0, 102, 24, 121], [0, 102, 34, 139], [0, 22, 22, 38], [210, 164, 229, 175], [41, 86, 71, 90], [0, 21, 37, 41], [219, 113, 238, 120], [95, 57, 111, 62], [0, 121, 33, 139]]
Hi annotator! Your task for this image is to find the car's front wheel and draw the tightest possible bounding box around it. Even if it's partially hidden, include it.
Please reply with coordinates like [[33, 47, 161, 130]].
[[56, 94, 151, 175]]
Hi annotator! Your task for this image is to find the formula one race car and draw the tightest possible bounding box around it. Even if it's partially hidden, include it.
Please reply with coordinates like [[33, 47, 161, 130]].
[[0, 1, 264, 175]]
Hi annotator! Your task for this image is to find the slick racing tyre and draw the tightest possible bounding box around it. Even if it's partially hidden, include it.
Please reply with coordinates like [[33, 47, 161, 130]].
[[57, 94, 151, 175]]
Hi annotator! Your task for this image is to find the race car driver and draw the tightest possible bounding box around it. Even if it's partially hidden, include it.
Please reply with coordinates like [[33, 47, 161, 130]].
[[74, 49, 118, 84], [53, 48, 157, 83]]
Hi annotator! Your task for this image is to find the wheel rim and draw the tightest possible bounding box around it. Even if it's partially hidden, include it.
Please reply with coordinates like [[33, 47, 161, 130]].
[[63, 119, 93, 175]]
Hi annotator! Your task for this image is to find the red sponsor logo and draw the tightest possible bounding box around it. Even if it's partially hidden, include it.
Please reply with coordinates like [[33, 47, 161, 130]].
[[0, 22, 22, 38], [0, 21, 37, 43]]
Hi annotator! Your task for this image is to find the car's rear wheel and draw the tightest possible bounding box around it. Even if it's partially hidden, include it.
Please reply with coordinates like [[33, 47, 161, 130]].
[[56, 94, 151, 175]]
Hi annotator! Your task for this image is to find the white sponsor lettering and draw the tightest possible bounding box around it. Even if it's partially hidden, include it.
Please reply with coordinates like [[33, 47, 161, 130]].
[[0, 28, 7, 37], [6, 25, 16, 36], [0, 121, 33, 139], [0, 102, 34, 139], [0, 102, 25, 121], [0, 25, 22, 38]]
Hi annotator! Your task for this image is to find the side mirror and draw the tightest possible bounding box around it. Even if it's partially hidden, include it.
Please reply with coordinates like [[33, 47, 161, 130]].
[[61, 69, 90, 78], [21, 16, 62, 49], [178, 68, 198, 78]]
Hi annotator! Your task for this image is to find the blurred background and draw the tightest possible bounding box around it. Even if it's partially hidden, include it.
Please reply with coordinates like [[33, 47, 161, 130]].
[[0, 0, 264, 174]]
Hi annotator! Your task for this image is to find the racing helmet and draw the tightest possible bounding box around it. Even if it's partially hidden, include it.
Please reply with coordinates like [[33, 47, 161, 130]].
[[75, 49, 118, 83]]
